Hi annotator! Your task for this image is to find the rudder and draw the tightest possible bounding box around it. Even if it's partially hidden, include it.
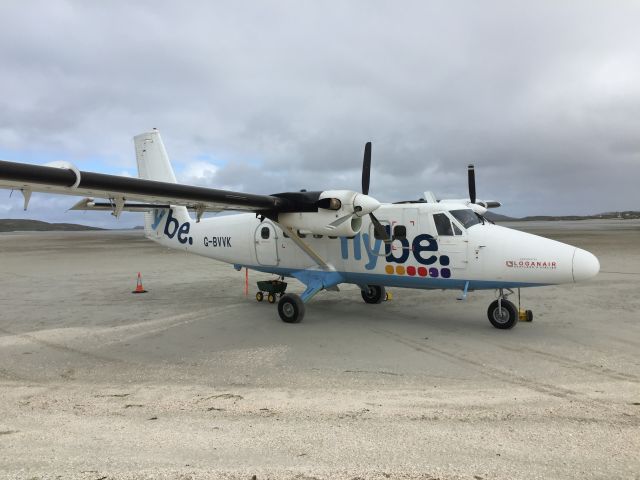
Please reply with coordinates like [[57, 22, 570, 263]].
[[134, 129, 190, 238]]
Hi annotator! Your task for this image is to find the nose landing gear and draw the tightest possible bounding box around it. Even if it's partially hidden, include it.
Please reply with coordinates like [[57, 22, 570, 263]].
[[488, 288, 533, 329]]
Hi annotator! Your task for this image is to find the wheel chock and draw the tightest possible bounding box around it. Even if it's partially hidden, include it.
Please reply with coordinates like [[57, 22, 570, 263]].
[[518, 309, 533, 322], [385, 292, 393, 301]]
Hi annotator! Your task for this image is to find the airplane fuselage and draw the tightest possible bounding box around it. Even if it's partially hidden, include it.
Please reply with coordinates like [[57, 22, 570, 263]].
[[146, 202, 599, 291]]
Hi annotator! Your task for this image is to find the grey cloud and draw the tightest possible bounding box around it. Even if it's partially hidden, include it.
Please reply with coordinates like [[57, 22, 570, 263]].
[[0, 0, 639, 228]]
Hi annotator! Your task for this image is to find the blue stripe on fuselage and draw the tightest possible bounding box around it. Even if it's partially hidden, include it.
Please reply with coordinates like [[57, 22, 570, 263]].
[[240, 265, 546, 290]]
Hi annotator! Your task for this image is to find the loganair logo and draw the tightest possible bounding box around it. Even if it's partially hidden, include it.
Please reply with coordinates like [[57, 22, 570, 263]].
[[506, 259, 557, 269], [151, 209, 193, 245], [340, 231, 451, 278]]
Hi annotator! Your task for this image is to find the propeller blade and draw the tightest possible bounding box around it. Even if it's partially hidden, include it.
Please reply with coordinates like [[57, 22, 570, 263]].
[[328, 213, 353, 229], [362, 142, 372, 195], [369, 212, 390, 243], [468, 164, 476, 204]]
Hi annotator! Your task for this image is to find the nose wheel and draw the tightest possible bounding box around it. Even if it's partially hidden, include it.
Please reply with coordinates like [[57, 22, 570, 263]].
[[487, 299, 518, 329]]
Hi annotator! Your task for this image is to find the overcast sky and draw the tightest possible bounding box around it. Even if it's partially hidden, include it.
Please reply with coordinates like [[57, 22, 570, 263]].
[[1, 0, 639, 227]]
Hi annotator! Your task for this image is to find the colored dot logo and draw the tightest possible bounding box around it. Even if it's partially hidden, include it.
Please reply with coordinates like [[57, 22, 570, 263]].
[[384, 256, 451, 278]]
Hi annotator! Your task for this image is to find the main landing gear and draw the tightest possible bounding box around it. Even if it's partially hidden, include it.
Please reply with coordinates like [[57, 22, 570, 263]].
[[278, 293, 305, 323], [254, 270, 345, 324], [254, 278, 305, 323], [487, 288, 533, 329]]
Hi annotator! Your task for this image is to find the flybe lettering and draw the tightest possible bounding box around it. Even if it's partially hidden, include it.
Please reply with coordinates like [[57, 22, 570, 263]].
[[151, 209, 166, 230], [161, 209, 193, 245], [341, 231, 439, 270], [204, 236, 232, 248], [385, 234, 438, 265]]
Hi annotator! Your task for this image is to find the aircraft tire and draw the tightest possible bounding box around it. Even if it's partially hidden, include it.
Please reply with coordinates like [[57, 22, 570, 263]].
[[487, 299, 518, 329], [278, 294, 305, 323], [361, 285, 385, 304]]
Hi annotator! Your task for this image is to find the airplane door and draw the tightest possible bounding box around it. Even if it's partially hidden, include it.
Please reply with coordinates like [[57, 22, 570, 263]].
[[431, 212, 468, 269], [254, 222, 279, 266]]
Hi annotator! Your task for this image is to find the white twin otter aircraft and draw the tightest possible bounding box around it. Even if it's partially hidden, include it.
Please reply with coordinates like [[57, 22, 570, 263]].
[[0, 129, 599, 329]]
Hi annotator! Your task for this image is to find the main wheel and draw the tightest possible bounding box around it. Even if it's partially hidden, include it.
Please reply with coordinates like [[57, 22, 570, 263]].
[[267, 293, 276, 304], [278, 293, 305, 323], [487, 299, 518, 329], [361, 285, 385, 304], [256, 292, 264, 302]]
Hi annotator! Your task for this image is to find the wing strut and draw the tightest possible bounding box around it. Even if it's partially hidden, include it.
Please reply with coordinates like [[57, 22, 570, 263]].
[[275, 222, 332, 271]]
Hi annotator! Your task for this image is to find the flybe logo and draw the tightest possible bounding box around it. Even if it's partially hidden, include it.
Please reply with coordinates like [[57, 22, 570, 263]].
[[151, 209, 193, 245], [340, 231, 451, 278]]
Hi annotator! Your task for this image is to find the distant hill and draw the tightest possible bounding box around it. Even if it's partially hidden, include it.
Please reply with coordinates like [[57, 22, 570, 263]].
[[484, 212, 517, 222], [2, 210, 639, 233], [0, 219, 104, 232], [485, 211, 640, 222]]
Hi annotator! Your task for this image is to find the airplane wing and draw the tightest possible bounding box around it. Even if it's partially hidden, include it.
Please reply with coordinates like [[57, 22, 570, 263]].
[[0, 159, 303, 216]]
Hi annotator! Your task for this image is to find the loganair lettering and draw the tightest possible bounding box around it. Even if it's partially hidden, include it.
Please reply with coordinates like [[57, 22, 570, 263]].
[[341, 231, 452, 278]]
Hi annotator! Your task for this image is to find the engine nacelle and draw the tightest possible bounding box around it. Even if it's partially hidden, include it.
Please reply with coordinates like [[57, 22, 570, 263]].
[[277, 190, 367, 237], [278, 211, 362, 237]]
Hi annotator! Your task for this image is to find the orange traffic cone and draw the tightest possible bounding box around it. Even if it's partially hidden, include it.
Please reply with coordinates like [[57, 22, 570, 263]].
[[132, 272, 147, 294]]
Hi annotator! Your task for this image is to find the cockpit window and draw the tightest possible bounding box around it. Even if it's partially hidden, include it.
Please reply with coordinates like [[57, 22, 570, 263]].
[[433, 213, 454, 236], [450, 209, 480, 229]]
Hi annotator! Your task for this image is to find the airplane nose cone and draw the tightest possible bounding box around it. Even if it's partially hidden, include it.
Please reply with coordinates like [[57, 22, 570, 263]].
[[572, 248, 600, 282], [353, 194, 381, 216]]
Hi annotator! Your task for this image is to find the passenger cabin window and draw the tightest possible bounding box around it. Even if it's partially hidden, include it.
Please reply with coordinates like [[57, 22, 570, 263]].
[[313, 234, 323, 239], [450, 209, 480, 229], [260, 226, 270, 239], [433, 213, 454, 236], [393, 225, 407, 240]]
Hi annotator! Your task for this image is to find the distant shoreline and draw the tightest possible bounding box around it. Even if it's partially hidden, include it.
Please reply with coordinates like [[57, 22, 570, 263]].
[[485, 211, 640, 222], [0, 219, 144, 232], [2, 213, 639, 233]]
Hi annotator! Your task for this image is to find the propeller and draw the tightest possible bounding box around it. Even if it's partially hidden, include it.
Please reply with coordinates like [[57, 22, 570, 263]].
[[325, 142, 389, 240], [361, 142, 391, 243], [466, 163, 492, 220], [362, 142, 371, 195], [468, 164, 476, 205]]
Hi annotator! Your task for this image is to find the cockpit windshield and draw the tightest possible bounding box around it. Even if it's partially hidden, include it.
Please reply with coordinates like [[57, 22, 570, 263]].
[[450, 209, 481, 229]]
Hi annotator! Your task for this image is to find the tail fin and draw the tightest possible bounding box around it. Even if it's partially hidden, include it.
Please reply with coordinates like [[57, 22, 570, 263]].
[[134, 129, 190, 238], [134, 129, 177, 182]]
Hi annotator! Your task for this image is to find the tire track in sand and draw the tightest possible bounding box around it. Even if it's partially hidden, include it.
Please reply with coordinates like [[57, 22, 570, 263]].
[[369, 327, 621, 409]]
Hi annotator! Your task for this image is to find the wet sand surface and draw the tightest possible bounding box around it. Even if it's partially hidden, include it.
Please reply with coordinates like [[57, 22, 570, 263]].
[[0, 221, 639, 479]]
